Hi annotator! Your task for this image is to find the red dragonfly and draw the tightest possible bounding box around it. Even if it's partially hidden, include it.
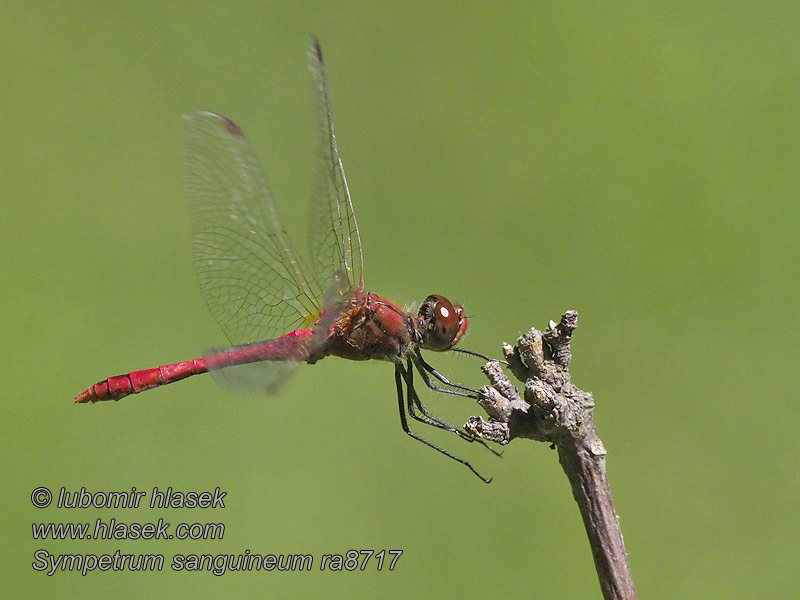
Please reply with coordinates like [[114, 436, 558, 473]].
[[75, 40, 496, 481]]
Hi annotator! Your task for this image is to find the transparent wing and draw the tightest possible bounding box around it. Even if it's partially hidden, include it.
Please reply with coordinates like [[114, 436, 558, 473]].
[[182, 111, 323, 345], [208, 360, 300, 394], [305, 269, 354, 359], [205, 342, 304, 395], [307, 38, 364, 294], [202, 271, 350, 396]]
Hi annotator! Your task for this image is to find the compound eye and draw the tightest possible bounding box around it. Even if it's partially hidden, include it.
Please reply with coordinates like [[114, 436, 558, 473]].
[[419, 295, 468, 351]]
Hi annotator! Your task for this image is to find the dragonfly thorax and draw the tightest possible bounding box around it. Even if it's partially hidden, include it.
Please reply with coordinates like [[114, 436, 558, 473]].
[[322, 290, 419, 363]]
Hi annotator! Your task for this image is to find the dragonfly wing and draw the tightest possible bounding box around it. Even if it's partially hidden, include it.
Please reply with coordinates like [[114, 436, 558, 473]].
[[182, 111, 323, 345], [307, 39, 364, 294], [305, 270, 354, 359], [205, 347, 302, 394]]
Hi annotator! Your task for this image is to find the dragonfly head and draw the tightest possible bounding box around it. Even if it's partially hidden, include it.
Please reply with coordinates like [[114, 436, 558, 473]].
[[418, 295, 468, 351]]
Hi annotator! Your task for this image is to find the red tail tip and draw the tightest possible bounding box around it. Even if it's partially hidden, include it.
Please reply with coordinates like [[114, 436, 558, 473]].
[[74, 389, 92, 404]]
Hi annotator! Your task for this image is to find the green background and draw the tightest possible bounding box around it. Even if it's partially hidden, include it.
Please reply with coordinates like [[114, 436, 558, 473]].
[[3, 2, 798, 598]]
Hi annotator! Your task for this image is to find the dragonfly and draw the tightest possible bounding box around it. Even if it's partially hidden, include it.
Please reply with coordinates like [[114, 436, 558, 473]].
[[75, 39, 498, 482]]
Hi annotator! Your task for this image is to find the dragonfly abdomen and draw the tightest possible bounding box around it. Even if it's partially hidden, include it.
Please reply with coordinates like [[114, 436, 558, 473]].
[[75, 358, 208, 403], [76, 329, 316, 403]]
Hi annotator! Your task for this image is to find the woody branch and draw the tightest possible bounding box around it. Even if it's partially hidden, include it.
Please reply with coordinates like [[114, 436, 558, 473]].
[[465, 310, 636, 600]]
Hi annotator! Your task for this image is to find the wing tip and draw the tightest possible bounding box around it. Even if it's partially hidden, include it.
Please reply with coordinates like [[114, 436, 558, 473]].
[[219, 115, 244, 137], [311, 36, 324, 64], [182, 111, 244, 138]]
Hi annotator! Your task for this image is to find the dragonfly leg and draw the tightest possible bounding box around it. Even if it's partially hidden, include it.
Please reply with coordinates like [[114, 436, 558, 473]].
[[402, 360, 502, 457], [395, 364, 492, 484], [412, 355, 504, 458], [403, 360, 470, 434], [451, 347, 509, 365], [414, 352, 481, 396]]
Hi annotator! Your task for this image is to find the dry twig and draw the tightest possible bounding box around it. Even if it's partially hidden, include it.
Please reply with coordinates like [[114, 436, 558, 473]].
[[465, 310, 636, 600]]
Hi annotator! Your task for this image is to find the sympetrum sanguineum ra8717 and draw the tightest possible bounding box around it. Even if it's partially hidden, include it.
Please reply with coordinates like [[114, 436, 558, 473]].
[[75, 39, 499, 482]]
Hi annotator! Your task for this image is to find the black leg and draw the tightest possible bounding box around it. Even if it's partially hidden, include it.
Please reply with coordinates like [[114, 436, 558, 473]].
[[395, 364, 492, 483], [403, 360, 478, 438], [451, 347, 508, 365], [413, 352, 509, 457], [403, 361, 441, 427], [403, 359, 503, 457], [414, 351, 482, 397]]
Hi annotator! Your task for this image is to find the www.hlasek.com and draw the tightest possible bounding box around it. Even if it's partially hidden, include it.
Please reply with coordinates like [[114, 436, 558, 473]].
[[30, 486, 402, 575]]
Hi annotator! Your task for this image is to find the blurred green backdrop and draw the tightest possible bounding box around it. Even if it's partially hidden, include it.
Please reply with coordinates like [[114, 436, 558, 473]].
[[3, 1, 798, 598]]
